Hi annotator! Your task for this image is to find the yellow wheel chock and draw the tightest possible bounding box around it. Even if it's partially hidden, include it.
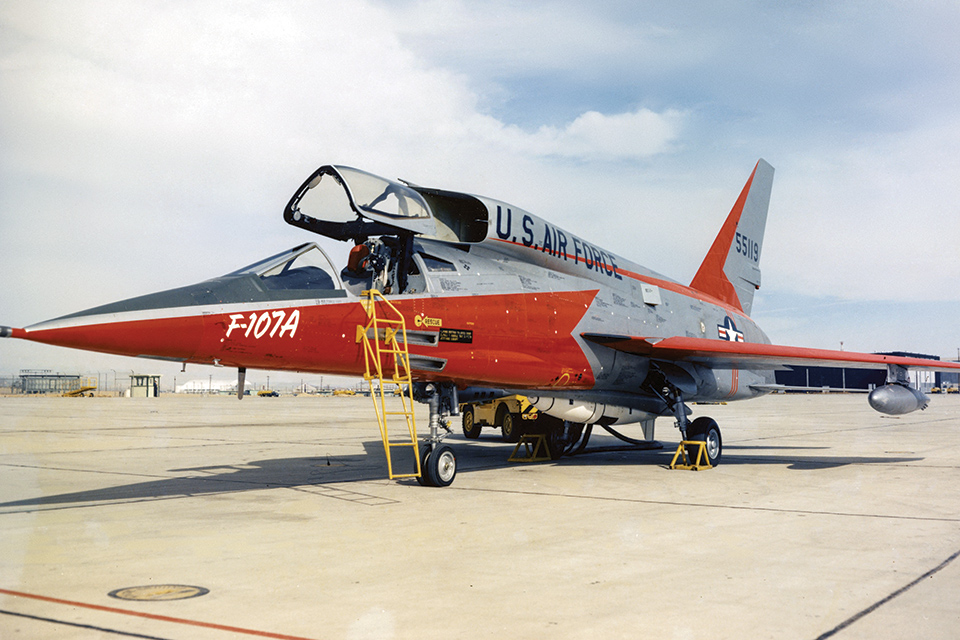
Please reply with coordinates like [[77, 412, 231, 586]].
[[509, 434, 552, 463], [669, 441, 713, 470]]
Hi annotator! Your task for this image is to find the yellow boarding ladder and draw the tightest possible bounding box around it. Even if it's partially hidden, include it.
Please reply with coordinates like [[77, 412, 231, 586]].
[[357, 289, 421, 480]]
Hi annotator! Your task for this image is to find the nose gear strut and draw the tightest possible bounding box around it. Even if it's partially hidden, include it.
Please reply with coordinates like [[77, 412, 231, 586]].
[[413, 382, 459, 486]]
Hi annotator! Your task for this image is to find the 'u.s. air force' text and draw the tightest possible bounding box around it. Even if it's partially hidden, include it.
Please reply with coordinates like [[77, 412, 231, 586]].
[[495, 206, 622, 280]]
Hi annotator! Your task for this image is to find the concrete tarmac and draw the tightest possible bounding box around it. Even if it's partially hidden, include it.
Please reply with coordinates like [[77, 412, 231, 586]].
[[1, 393, 959, 639]]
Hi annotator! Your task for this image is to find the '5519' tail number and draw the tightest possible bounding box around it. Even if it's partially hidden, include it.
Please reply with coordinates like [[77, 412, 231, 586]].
[[225, 310, 300, 340], [735, 232, 760, 263]]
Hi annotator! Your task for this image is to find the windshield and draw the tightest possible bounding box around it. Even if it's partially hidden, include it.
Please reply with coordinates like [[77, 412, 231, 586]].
[[227, 243, 342, 290]]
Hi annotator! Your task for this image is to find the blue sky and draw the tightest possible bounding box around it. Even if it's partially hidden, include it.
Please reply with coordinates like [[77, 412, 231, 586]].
[[1, 0, 959, 384]]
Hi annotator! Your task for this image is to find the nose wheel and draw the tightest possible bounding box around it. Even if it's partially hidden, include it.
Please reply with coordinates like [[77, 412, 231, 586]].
[[417, 443, 458, 487]]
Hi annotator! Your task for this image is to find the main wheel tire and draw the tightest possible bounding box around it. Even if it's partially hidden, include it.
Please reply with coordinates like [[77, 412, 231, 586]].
[[686, 417, 722, 465], [546, 426, 565, 460], [462, 407, 481, 439], [426, 444, 457, 487], [545, 419, 582, 460], [566, 422, 584, 452], [500, 411, 522, 443]]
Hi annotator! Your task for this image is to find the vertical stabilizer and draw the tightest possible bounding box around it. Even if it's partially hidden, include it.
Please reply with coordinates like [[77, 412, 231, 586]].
[[689, 159, 774, 316]]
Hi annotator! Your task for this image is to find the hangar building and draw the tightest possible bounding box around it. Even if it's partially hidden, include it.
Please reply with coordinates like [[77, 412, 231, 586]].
[[775, 352, 949, 392]]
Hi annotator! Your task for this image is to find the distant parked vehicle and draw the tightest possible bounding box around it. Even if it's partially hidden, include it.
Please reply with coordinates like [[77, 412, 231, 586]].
[[258, 390, 279, 397]]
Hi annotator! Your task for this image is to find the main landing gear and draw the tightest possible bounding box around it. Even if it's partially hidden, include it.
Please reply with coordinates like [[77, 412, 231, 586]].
[[414, 378, 724, 483], [685, 416, 722, 466], [646, 370, 723, 468]]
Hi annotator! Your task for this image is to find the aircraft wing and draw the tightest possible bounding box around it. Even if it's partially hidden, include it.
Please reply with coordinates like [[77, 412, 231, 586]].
[[581, 333, 960, 372]]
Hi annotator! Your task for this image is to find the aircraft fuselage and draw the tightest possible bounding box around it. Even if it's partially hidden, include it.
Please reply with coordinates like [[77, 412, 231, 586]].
[[8, 160, 958, 480], [11, 215, 772, 419]]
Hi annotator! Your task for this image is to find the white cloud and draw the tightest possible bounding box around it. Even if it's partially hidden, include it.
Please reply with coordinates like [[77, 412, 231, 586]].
[[0, 2, 684, 320], [0, 1, 679, 187], [386, 0, 682, 75], [504, 108, 684, 160], [763, 121, 960, 302]]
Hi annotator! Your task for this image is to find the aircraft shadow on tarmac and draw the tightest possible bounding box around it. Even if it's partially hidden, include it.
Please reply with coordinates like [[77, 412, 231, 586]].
[[560, 443, 922, 471], [0, 441, 403, 513], [0, 440, 923, 512]]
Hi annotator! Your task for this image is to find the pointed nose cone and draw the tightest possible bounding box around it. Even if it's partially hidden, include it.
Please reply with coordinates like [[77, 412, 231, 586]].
[[14, 310, 205, 361], [7, 281, 216, 361]]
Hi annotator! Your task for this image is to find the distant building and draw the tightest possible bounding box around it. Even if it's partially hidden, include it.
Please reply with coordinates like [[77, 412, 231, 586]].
[[130, 375, 161, 397], [775, 366, 884, 390], [17, 370, 81, 394], [940, 360, 960, 389], [175, 379, 241, 394], [775, 352, 944, 392]]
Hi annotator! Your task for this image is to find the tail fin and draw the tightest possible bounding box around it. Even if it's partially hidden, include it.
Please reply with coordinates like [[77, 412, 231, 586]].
[[690, 159, 774, 316]]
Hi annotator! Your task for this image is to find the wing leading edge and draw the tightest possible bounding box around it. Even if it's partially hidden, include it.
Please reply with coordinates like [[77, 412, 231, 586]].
[[582, 333, 960, 373]]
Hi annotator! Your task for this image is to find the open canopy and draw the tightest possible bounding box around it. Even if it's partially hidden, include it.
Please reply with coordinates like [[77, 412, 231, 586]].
[[284, 165, 489, 243]]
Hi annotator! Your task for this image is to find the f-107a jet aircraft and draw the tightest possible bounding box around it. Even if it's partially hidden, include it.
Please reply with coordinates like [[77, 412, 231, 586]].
[[4, 160, 958, 486]]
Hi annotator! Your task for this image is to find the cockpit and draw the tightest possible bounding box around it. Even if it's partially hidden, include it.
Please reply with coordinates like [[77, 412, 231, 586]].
[[282, 165, 490, 295], [228, 243, 342, 292]]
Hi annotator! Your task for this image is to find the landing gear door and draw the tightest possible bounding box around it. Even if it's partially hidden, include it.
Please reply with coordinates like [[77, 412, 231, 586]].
[[284, 165, 437, 240]]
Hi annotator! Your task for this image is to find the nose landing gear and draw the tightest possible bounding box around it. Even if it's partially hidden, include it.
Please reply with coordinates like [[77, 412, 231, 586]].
[[414, 382, 459, 487], [418, 443, 457, 487]]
